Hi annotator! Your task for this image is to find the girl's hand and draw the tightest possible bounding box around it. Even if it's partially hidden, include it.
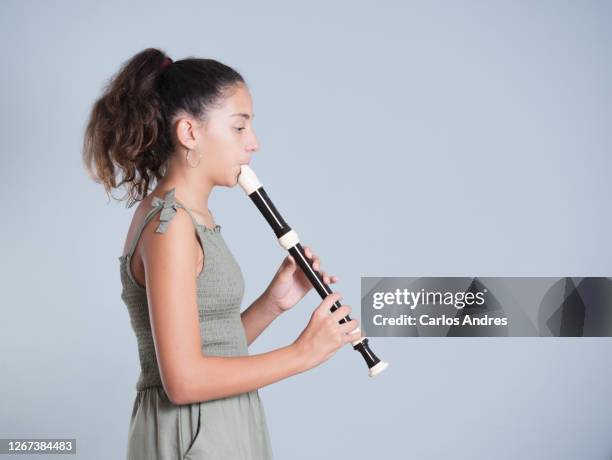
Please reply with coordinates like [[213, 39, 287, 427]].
[[264, 246, 338, 315], [292, 292, 361, 371]]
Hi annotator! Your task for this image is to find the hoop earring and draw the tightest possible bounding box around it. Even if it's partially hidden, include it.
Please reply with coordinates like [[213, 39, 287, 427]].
[[186, 149, 202, 168]]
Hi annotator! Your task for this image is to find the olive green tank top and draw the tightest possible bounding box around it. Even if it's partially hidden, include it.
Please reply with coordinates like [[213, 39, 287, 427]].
[[118, 187, 249, 391]]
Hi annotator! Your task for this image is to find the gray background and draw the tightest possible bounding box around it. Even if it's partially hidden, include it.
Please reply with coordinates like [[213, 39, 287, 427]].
[[1, 0, 611, 458]]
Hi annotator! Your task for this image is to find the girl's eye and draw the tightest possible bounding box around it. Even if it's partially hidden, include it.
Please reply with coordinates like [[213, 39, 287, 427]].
[[235, 127, 246, 132]]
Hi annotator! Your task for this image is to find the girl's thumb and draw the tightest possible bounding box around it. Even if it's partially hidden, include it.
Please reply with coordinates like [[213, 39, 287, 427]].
[[285, 255, 296, 271]]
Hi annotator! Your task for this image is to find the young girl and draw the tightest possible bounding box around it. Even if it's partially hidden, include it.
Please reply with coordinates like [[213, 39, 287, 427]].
[[82, 48, 362, 459]]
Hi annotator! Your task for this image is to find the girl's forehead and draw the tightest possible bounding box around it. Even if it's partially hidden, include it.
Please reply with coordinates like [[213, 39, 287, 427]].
[[223, 86, 253, 110], [206, 86, 253, 121]]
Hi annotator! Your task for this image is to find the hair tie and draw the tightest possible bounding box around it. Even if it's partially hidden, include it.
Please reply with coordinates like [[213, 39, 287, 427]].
[[160, 57, 173, 70]]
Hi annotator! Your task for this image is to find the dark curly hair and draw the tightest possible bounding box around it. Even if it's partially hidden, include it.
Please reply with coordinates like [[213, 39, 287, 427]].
[[82, 47, 246, 207]]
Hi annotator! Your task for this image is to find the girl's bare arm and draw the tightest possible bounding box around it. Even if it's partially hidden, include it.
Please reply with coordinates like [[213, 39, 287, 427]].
[[240, 291, 283, 346], [141, 209, 308, 405]]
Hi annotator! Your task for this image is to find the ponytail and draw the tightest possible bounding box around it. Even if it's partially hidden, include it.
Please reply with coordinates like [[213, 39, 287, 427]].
[[82, 47, 245, 206]]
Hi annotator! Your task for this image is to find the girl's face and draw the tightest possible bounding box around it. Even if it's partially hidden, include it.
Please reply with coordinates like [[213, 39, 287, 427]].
[[191, 83, 259, 187]]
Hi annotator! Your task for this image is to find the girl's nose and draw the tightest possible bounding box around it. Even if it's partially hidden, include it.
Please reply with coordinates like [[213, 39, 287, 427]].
[[247, 136, 259, 153]]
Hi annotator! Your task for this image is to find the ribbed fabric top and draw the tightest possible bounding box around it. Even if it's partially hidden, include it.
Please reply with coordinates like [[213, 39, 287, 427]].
[[118, 188, 248, 391]]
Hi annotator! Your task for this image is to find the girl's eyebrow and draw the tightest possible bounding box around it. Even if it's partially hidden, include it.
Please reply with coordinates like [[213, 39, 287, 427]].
[[230, 113, 254, 120]]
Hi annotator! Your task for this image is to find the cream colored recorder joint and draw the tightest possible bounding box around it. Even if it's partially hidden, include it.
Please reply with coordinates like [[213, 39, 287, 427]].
[[278, 230, 300, 250], [350, 328, 363, 346]]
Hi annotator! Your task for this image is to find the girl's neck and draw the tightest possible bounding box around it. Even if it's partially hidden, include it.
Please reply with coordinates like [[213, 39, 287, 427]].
[[154, 175, 214, 218]]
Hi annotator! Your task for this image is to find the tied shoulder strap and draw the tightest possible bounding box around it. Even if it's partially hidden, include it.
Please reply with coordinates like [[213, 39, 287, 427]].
[[124, 188, 202, 261], [151, 187, 180, 234], [150, 187, 202, 233]]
